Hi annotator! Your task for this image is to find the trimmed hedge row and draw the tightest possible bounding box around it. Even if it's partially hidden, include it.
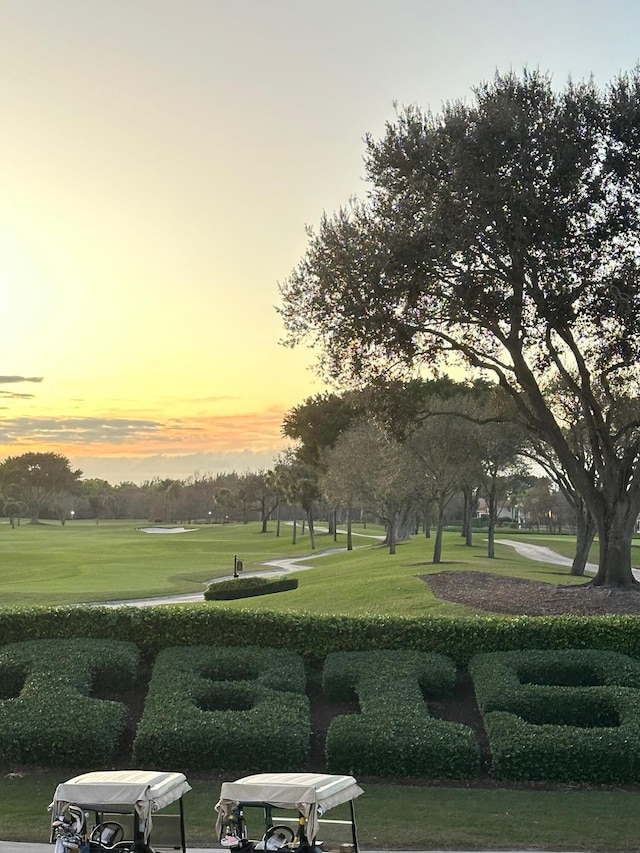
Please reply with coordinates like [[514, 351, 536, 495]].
[[4, 606, 640, 665], [132, 645, 310, 771], [470, 650, 640, 783], [0, 638, 139, 766], [4, 634, 640, 783], [324, 650, 479, 778], [204, 577, 299, 600]]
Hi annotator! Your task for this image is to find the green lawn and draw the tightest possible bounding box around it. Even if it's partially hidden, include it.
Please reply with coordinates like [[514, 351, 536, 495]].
[[0, 518, 601, 613], [3, 770, 639, 850], [187, 524, 595, 617], [0, 519, 332, 606]]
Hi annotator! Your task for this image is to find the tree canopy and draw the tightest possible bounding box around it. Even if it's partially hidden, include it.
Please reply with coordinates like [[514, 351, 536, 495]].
[[0, 452, 83, 523], [281, 392, 360, 466], [279, 68, 640, 587]]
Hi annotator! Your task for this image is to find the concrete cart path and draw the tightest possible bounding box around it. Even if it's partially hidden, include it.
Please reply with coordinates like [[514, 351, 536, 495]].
[[493, 538, 598, 573], [494, 537, 640, 582]]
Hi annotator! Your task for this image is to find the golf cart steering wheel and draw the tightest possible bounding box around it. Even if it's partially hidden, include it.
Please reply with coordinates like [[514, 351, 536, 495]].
[[90, 821, 125, 848], [264, 825, 296, 848]]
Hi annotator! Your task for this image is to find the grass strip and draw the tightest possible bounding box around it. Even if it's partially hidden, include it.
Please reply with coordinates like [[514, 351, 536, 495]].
[[2, 771, 638, 849]]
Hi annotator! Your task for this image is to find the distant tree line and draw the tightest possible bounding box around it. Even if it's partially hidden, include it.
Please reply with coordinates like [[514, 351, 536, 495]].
[[0, 457, 285, 529]]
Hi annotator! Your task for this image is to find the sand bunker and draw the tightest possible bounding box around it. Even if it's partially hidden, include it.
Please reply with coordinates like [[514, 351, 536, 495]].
[[139, 526, 197, 534]]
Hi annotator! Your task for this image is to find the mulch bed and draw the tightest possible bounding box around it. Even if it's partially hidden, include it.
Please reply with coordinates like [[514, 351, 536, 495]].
[[422, 570, 640, 615]]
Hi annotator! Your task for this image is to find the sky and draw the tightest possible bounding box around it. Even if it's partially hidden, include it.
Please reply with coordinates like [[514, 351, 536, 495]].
[[1, 0, 640, 484]]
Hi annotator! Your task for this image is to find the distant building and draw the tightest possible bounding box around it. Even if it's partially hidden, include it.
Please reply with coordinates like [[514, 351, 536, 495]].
[[475, 499, 527, 526]]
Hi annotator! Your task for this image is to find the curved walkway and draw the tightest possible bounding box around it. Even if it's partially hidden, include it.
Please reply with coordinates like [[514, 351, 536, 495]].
[[494, 538, 598, 573], [495, 537, 640, 582]]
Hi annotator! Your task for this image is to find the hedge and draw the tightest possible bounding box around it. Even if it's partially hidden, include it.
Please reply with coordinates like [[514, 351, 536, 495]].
[[4, 606, 640, 665], [3, 628, 640, 781], [132, 645, 310, 771], [324, 650, 480, 778], [0, 638, 139, 765], [204, 576, 298, 600], [470, 649, 640, 783]]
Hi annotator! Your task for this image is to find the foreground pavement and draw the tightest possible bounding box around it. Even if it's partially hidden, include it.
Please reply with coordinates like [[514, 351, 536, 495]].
[[3, 845, 223, 852]]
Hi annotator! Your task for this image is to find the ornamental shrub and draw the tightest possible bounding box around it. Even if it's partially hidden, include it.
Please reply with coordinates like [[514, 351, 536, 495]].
[[324, 650, 479, 779], [133, 645, 310, 771], [204, 576, 298, 600], [470, 649, 640, 783], [0, 638, 139, 766]]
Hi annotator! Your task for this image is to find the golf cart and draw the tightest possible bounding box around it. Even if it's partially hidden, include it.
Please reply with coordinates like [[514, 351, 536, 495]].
[[215, 773, 363, 853], [49, 769, 192, 852]]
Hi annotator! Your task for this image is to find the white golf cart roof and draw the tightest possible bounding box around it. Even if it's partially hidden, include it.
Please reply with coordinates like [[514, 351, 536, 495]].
[[50, 769, 191, 824], [215, 772, 363, 843]]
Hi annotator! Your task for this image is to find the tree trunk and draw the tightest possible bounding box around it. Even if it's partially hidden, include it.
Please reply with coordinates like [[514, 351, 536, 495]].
[[487, 514, 495, 559], [347, 507, 353, 551], [461, 487, 471, 540], [432, 506, 445, 563], [388, 515, 397, 555], [570, 502, 596, 576], [307, 508, 316, 550], [396, 506, 414, 541], [591, 503, 638, 587], [292, 512, 297, 545], [423, 502, 431, 538], [487, 485, 497, 559], [466, 488, 478, 547]]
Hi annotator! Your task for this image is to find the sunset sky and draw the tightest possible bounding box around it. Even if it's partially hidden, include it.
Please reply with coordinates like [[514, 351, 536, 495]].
[[2, 0, 640, 484]]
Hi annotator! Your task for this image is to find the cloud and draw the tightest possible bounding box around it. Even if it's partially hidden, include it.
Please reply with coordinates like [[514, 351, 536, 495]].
[[0, 416, 162, 445], [0, 406, 290, 459], [0, 376, 43, 399], [0, 391, 36, 400]]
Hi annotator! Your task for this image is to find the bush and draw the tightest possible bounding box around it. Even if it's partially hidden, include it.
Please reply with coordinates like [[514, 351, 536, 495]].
[[324, 650, 479, 779], [0, 638, 139, 765], [484, 689, 640, 783], [132, 645, 310, 771], [470, 649, 640, 783], [204, 576, 298, 600], [4, 607, 640, 666]]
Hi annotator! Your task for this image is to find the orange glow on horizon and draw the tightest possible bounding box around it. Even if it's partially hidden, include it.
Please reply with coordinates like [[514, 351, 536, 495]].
[[0, 404, 293, 460]]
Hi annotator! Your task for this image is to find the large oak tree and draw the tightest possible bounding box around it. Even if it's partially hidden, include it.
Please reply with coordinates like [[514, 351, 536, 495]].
[[279, 69, 640, 587]]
